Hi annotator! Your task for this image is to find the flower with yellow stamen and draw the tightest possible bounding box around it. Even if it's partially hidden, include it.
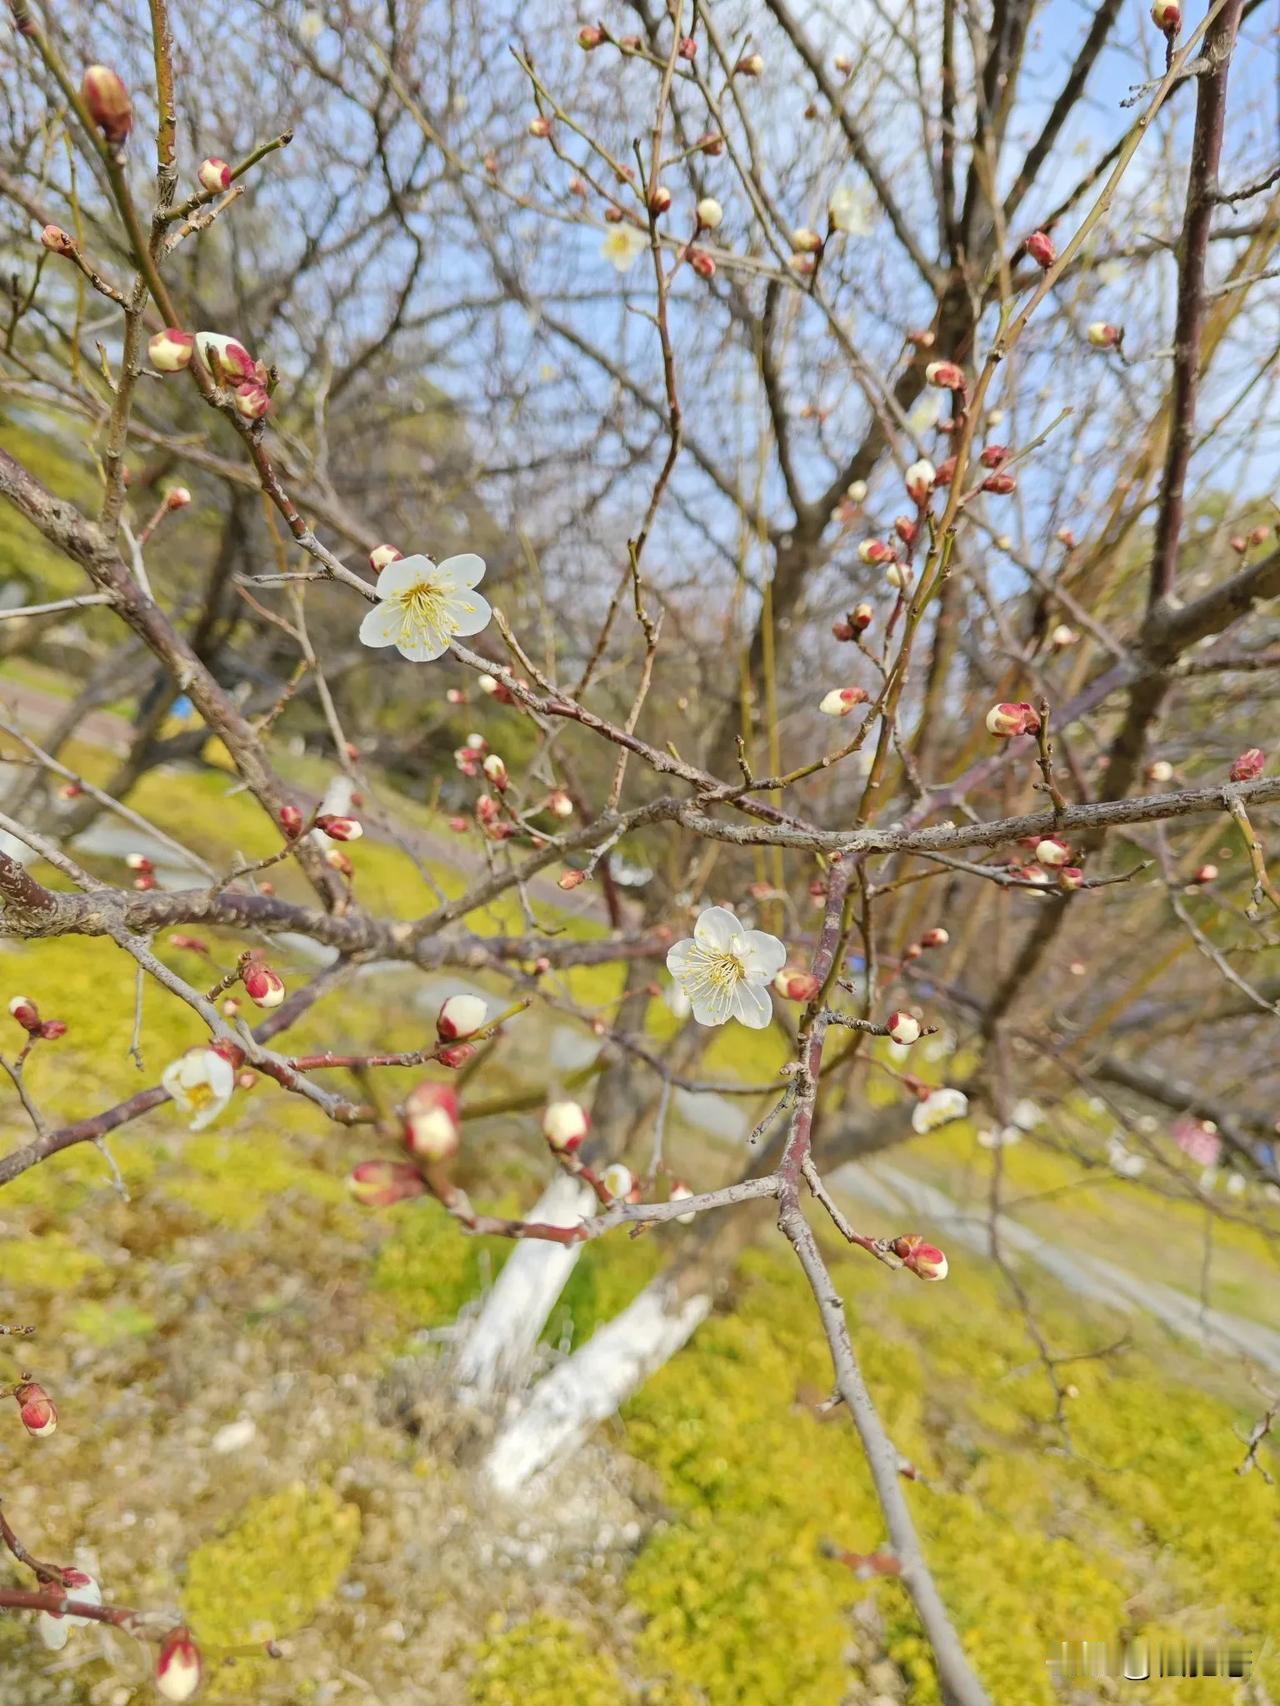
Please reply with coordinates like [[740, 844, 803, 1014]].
[[666, 905, 786, 1029], [358, 553, 492, 662]]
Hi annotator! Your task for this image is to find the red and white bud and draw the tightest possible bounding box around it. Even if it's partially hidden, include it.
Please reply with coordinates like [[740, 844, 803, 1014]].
[[241, 963, 285, 1008], [1058, 866, 1085, 891], [125, 852, 153, 872], [649, 185, 672, 216], [558, 867, 586, 890], [315, 814, 363, 842], [482, 753, 508, 791], [348, 1159, 427, 1208], [197, 157, 231, 193], [40, 225, 76, 253], [155, 1627, 203, 1702], [194, 332, 256, 385], [687, 248, 716, 280], [904, 459, 935, 504], [279, 804, 304, 839], [542, 1099, 589, 1152], [436, 1043, 475, 1069], [1192, 864, 1218, 884], [403, 1081, 461, 1161], [148, 328, 195, 372], [791, 226, 823, 254], [885, 561, 911, 591], [668, 1180, 696, 1224], [166, 486, 192, 511], [602, 1162, 633, 1200], [1229, 747, 1265, 783], [695, 197, 723, 229], [735, 51, 764, 75], [1147, 759, 1174, 784], [858, 538, 893, 565], [979, 445, 1009, 469], [849, 602, 873, 633], [8, 996, 40, 1033], [82, 66, 132, 145], [436, 993, 487, 1041], [1024, 229, 1055, 268], [920, 927, 949, 949], [369, 544, 402, 574], [774, 968, 821, 1002], [891, 1234, 948, 1281], [1049, 623, 1077, 649], [577, 23, 604, 48], [1087, 321, 1122, 349], [887, 1011, 921, 1046], [983, 471, 1016, 495], [925, 359, 965, 390], [528, 116, 553, 138], [547, 788, 574, 818], [1151, 0, 1180, 28], [1035, 836, 1072, 868], [14, 1380, 57, 1438], [788, 251, 816, 276], [819, 686, 868, 717], [985, 700, 1040, 738], [233, 382, 270, 421]]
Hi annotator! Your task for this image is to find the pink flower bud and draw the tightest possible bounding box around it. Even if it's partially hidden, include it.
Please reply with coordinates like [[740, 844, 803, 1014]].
[[195, 332, 256, 384], [437, 993, 487, 1041], [979, 445, 1008, 469], [278, 804, 304, 839], [894, 517, 917, 546], [1229, 747, 1264, 783], [437, 1043, 475, 1069], [1151, 0, 1180, 28], [233, 382, 270, 421], [558, 869, 586, 890], [791, 226, 823, 255], [1192, 864, 1218, 884], [649, 185, 672, 216], [348, 1159, 427, 1207], [699, 131, 725, 156], [155, 1627, 202, 1701], [528, 116, 553, 138], [38, 1019, 67, 1040], [1035, 836, 1071, 868], [542, 1099, 589, 1152], [163, 487, 192, 513], [689, 249, 716, 279], [82, 65, 132, 145], [920, 927, 949, 948], [887, 1011, 920, 1046], [1087, 321, 1122, 348], [547, 788, 574, 819], [133, 873, 157, 891], [369, 544, 403, 573], [774, 968, 821, 1002], [819, 686, 869, 717], [1058, 866, 1085, 890], [1024, 230, 1055, 268], [678, 34, 697, 58], [316, 814, 363, 841], [8, 996, 40, 1033], [891, 1233, 948, 1280], [858, 538, 893, 565], [904, 459, 935, 504], [125, 852, 153, 873], [985, 700, 1040, 738], [148, 328, 196, 373], [925, 360, 965, 390], [14, 1380, 57, 1438], [735, 51, 764, 75], [197, 157, 231, 193], [403, 1081, 461, 1161], [982, 471, 1017, 495], [167, 934, 210, 955], [577, 24, 605, 48], [241, 963, 285, 1008], [447, 816, 467, 833], [482, 753, 508, 791], [40, 225, 76, 254], [788, 252, 816, 277]]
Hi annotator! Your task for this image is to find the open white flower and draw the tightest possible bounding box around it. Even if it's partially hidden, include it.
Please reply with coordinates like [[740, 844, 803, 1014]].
[[162, 1046, 235, 1131], [38, 1570, 102, 1650], [828, 183, 876, 236], [912, 1087, 969, 1134], [601, 223, 648, 272], [358, 553, 491, 662], [666, 906, 786, 1029]]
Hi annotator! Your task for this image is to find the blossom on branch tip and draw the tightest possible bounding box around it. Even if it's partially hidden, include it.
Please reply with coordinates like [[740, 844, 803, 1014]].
[[1229, 748, 1264, 782], [161, 1047, 236, 1131], [8, 996, 40, 1032], [886, 1011, 920, 1046], [194, 332, 256, 385], [38, 1569, 102, 1651], [482, 753, 508, 791], [1151, 0, 1180, 28], [666, 906, 786, 1029], [1147, 759, 1173, 784], [696, 197, 723, 229], [911, 1087, 969, 1133], [890, 1234, 948, 1280], [819, 687, 868, 717], [358, 553, 491, 662], [601, 223, 648, 271], [858, 538, 893, 565], [1087, 321, 1122, 348], [547, 788, 574, 818], [403, 1082, 461, 1161], [348, 1159, 427, 1207], [437, 993, 487, 1041], [316, 813, 362, 842], [985, 700, 1040, 737], [242, 962, 285, 1008], [233, 382, 270, 421], [82, 66, 131, 144], [148, 328, 195, 372], [734, 51, 764, 75], [155, 1626, 203, 1701], [543, 1099, 590, 1152], [1023, 229, 1055, 268], [369, 544, 403, 574], [1191, 864, 1218, 884], [577, 24, 604, 48], [166, 486, 191, 509], [905, 459, 935, 504], [602, 1163, 633, 1200], [925, 360, 965, 390], [197, 157, 231, 193], [1035, 836, 1072, 867], [649, 185, 672, 216], [920, 927, 949, 948], [15, 1379, 57, 1437]]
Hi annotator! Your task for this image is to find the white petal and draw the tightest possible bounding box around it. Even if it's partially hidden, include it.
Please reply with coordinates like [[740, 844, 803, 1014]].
[[731, 981, 773, 1029], [666, 939, 698, 976], [693, 906, 740, 952], [394, 624, 451, 663], [739, 930, 787, 981], [38, 1614, 69, 1651], [359, 601, 404, 648], [376, 554, 434, 598], [437, 552, 486, 589], [447, 589, 492, 639], [689, 986, 732, 1027]]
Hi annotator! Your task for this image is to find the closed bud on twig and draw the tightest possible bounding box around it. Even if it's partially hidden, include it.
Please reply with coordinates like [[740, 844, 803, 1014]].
[[887, 1011, 921, 1046], [197, 157, 231, 193], [698, 131, 725, 155], [857, 538, 893, 565], [618, 34, 643, 51], [979, 445, 1008, 468], [695, 196, 722, 229], [1023, 229, 1055, 268], [1191, 864, 1218, 884], [734, 52, 764, 75], [40, 225, 76, 253], [1151, 0, 1180, 29], [233, 382, 270, 421], [904, 459, 935, 504], [165, 486, 192, 511], [670, 1180, 696, 1224], [925, 360, 965, 390], [528, 116, 552, 138], [155, 1626, 202, 1701], [558, 868, 586, 890], [369, 544, 402, 573], [649, 185, 672, 216], [82, 65, 132, 145], [195, 332, 256, 385], [1229, 747, 1264, 782], [279, 804, 304, 838], [403, 1081, 460, 1161], [902, 942, 923, 962], [546, 788, 574, 819], [689, 249, 716, 278], [542, 1099, 589, 1152], [602, 1163, 633, 1200], [894, 517, 917, 546], [125, 852, 153, 873], [437, 1043, 475, 1069], [8, 996, 40, 1033], [920, 927, 949, 948], [982, 471, 1017, 495], [774, 968, 821, 1001], [1035, 836, 1072, 867], [791, 226, 823, 254], [348, 1159, 427, 1207], [678, 34, 697, 58], [14, 1379, 57, 1437], [788, 251, 816, 276], [849, 601, 873, 633], [241, 962, 285, 1008], [577, 23, 604, 48], [1058, 866, 1085, 890], [885, 561, 911, 590], [985, 700, 1040, 737], [436, 993, 487, 1041], [38, 1019, 67, 1039], [890, 1234, 948, 1281], [482, 753, 508, 791], [316, 814, 362, 841], [148, 328, 195, 372], [818, 686, 868, 717], [1087, 321, 1122, 348], [1050, 623, 1077, 648]]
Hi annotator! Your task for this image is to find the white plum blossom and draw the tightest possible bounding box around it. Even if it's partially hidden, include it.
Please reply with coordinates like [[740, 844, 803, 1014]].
[[912, 1087, 969, 1134], [666, 906, 786, 1029], [161, 1046, 235, 1131], [358, 554, 491, 662], [38, 1570, 102, 1651], [664, 980, 692, 1020], [828, 183, 876, 236], [601, 224, 648, 272]]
